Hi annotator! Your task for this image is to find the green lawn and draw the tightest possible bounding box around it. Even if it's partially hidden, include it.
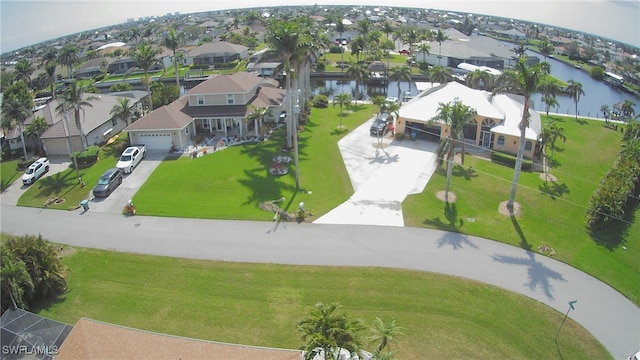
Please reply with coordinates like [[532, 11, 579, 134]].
[[35, 246, 610, 359], [1, 159, 22, 192], [133, 104, 376, 219], [403, 115, 640, 304]]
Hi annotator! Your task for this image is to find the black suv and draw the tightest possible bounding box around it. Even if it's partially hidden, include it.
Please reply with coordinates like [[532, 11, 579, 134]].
[[370, 113, 391, 135], [92, 168, 123, 197]]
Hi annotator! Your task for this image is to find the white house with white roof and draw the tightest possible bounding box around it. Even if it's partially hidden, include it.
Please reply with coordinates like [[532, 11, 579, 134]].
[[396, 81, 541, 158]]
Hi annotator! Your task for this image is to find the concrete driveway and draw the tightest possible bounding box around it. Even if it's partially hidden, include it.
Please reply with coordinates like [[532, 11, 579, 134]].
[[0, 156, 71, 206], [314, 117, 438, 227], [86, 151, 166, 214]]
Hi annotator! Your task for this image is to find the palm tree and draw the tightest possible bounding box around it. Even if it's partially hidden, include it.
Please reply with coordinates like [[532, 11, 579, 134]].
[[368, 317, 403, 353], [539, 122, 566, 177], [1, 81, 33, 160], [57, 44, 79, 78], [44, 61, 57, 98], [512, 43, 527, 59], [14, 59, 34, 86], [55, 80, 97, 150], [334, 21, 348, 69], [344, 61, 369, 104], [297, 302, 364, 360], [403, 27, 420, 62], [130, 43, 160, 111], [542, 94, 559, 116], [493, 58, 550, 210], [600, 104, 610, 124], [537, 40, 555, 62], [24, 116, 49, 155], [0, 250, 34, 310], [110, 98, 133, 127], [371, 95, 387, 114], [356, 18, 372, 58], [163, 27, 183, 87], [434, 29, 447, 66], [620, 99, 636, 122], [465, 69, 493, 90], [429, 65, 452, 85], [566, 80, 584, 120], [431, 99, 477, 203], [380, 20, 394, 44], [388, 66, 412, 100], [333, 92, 352, 120], [417, 43, 430, 65]]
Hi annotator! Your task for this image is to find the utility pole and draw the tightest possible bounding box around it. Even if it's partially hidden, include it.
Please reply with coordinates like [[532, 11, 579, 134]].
[[293, 89, 300, 189], [555, 300, 577, 342]]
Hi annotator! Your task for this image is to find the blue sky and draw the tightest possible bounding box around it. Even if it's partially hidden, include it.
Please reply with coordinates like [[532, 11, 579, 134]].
[[1, 0, 639, 53]]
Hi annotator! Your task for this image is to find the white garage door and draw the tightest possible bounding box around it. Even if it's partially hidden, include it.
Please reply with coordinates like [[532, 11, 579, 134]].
[[138, 133, 172, 151]]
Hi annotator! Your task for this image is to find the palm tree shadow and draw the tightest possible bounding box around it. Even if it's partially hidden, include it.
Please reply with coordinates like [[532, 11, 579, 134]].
[[423, 203, 471, 246], [538, 181, 569, 200], [490, 251, 566, 300], [510, 215, 532, 251], [37, 170, 81, 198], [452, 165, 477, 180]]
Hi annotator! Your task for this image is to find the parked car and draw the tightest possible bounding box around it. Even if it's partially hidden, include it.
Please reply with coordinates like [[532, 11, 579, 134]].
[[385, 97, 399, 104], [370, 113, 392, 135], [21, 157, 50, 185], [116, 145, 146, 174], [399, 49, 411, 55], [92, 168, 123, 197]]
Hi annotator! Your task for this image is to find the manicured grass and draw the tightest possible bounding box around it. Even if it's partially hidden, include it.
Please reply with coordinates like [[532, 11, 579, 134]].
[[403, 115, 640, 304], [133, 104, 377, 219], [1, 159, 22, 192], [17, 136, 130, 209], [36, 247, 610, 359]]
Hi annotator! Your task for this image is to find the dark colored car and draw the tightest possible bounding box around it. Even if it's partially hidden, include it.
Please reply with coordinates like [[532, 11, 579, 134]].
[[92, 168, 123, 197], [370, 113, 391, 135]]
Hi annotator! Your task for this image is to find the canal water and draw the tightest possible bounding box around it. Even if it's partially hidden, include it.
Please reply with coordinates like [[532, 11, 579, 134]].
[[310, 55, 638, 118]]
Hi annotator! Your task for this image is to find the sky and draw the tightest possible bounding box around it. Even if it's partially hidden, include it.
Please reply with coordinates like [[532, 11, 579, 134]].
[[1, 0, 639, 53]]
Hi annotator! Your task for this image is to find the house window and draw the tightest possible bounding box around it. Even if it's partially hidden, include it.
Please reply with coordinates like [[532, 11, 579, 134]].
[[197, 95, 204, 105], [497, 136, 505, 146], [525, 141, 532, 151], [227, 94, 234, 105]]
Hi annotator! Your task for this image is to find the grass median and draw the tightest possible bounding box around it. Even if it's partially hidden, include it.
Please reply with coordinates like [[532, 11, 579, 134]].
[[37, 246, 610, 359]]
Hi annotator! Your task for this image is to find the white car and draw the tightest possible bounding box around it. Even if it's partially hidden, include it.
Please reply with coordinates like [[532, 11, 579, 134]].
[[116, 146, 146, 174], [21, 157, 50, 185]]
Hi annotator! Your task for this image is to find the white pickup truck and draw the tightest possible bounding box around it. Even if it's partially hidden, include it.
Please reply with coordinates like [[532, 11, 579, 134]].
[[116, 145, 146, 174]]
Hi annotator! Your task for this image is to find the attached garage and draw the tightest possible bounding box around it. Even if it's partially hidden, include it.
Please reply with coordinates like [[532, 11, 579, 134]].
[[42, 137, 83, 156], [136, 133, 172, 151]]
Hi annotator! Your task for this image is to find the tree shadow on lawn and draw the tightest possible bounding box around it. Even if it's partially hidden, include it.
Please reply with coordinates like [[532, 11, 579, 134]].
[[423, 203, 478, 250], [452, 165, 477, 181], [1, 174, 19, 192], [36, 170, 83, 198], [538, 181, 570, 200], [589, 197, 638, 250]]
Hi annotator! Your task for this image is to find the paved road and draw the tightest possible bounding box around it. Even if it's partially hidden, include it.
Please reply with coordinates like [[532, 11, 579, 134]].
[[1, 205, 638, 359]]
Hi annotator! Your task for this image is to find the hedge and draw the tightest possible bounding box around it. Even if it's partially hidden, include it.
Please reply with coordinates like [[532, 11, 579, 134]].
[[72, 145, 99, 167], [490, 151, 532, 171]]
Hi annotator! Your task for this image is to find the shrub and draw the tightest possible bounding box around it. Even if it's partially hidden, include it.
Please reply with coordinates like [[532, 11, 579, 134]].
[[190, 64, 209, 70], [313, 95, 329, 108], [17, 157, 36, 170], [315, 61, 326, 72], [329, 46, 344, 54], [109, 82, 132, 92], [490, 151, 532, 171], [72, 145, 99, 167]]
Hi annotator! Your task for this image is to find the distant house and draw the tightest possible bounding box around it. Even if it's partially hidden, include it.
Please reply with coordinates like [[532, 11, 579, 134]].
[[188, 41, 249, 67], [397, 82, 541, 158], [38, 91, 147, 155], [76, 58, 114, 79], [124, 72, 286, 151], [246, 62, 282, 77], [107, 58, 162, 75]]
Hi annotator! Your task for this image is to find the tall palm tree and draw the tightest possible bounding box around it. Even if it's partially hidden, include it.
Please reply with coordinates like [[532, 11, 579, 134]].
[[130, 43, 160, 111], [434, 29, 447, 66], [44, 61, 57, 98], [566, 80, 584, 120], [388, 66, 412, 100], [620, 99, 636, 122], [57, 44, 79, 79], [24, 116, 49, 155], [368, 317, 403, 353], [417, 43, 430, 65], [334, 20, 348, 70], [537, 40, 555, 62], [110, 98, 133, 127], [431, 99, 477, 202], [163, 27, 183, 87], [403, 27, 420, 61], [14, 59, 34, 86], [2, 81, 33, 160], [344, 61, 369, 104], [539, 122, 566, 176], [355, 18, 372, 58], [493, 58, 550, 210], [55, 80, 97, 150], [297, 302, 364, 360], [600, 104, 610, 124]]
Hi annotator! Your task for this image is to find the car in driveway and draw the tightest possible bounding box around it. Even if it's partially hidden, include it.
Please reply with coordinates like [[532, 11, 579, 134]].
[[21, 157, 50, 185], [116, 145, 146, 174], [370, 113, 392, 135], [92, 168, 123, 197]]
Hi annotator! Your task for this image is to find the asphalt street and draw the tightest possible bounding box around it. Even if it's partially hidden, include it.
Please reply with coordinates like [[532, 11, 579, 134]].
[[1, 205, 638, 359]]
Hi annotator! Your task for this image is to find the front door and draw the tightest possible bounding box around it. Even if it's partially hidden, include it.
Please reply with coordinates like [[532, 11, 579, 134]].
[[481, 131, 493, 148]]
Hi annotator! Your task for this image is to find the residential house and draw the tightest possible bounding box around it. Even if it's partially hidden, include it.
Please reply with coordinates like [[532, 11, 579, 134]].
[[397, 81, 541, 158], [107, 58, 162, 75], [124, 72, 286, 151], [189, 41, 249, 67], [76, 57, 114, 79], [38, 91, 147, 155]]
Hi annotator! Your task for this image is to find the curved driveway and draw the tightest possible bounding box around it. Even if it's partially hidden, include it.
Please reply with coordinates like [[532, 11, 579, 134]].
[[0, 205, 638, 359]]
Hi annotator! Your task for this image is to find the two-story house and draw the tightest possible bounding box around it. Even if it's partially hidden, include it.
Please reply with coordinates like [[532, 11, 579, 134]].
[[124, 72, 287, 152]]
